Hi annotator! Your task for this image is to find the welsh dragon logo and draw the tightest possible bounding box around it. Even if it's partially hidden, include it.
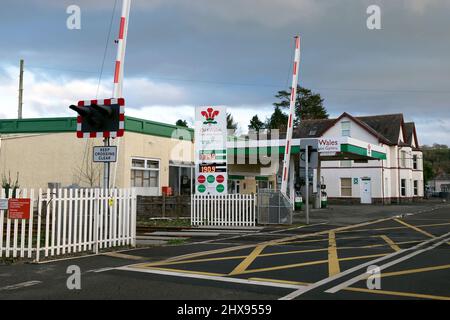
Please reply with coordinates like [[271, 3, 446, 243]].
[[201, 107, 220, 125]]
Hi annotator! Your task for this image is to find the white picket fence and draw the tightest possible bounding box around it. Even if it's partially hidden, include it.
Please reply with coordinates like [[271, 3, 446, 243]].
[[0, 188, 136, 262], [191, 194, 257, 227]]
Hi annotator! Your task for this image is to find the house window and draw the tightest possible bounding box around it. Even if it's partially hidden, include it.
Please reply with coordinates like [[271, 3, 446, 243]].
[[401, 179, 406, 196], [340, 160, 352, 168], [400, 151, 406, 167], [340, 178, 352, 197], [413, 155, 417, 170], [131, 158, 160, 188], [341, 121, 351, 137], [413, 180, 418, 196]]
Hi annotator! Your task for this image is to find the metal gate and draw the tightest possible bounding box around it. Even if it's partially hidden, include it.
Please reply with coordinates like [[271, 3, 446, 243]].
[[257, 189, 293, 224], [191, 194, 256, 227]]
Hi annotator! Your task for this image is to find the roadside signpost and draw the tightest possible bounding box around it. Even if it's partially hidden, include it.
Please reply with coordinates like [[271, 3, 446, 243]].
[[194, 106, 228, 195], [93, 146, 117, 163], [69, 98, 125, 188]]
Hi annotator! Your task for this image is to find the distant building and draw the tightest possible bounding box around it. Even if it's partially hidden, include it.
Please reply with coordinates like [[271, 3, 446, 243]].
[[429, 173, 450, 192]]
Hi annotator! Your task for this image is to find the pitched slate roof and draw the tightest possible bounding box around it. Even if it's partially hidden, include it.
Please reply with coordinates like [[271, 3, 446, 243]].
[[293, 113, 413, 146], [356, 114, 404, 145], [293, 118, 335, 138], [404, 122, 418, 146]]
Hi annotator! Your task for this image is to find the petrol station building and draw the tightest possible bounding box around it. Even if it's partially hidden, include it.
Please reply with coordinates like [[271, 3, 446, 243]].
[[229, 112, 423, 204]]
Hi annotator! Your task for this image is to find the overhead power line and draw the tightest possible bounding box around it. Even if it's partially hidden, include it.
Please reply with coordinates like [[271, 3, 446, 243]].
[[25, 65, 450, 95]]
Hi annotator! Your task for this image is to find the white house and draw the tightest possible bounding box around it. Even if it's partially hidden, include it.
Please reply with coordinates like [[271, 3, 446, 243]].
[[307, 113, 424, 204]]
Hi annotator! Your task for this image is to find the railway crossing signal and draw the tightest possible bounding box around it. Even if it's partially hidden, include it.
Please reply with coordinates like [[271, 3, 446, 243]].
[[69, 98, 125, 138]]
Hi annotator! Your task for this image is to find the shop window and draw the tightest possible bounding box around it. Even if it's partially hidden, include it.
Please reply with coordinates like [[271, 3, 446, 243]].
[[131, 158, 160, 188]]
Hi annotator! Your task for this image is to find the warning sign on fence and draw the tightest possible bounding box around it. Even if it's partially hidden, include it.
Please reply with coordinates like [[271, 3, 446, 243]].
[[8, 198, 31, 220]]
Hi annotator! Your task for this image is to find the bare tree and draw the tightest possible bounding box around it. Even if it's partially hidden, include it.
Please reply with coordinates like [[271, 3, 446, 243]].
[[74, 140, 102, 187]]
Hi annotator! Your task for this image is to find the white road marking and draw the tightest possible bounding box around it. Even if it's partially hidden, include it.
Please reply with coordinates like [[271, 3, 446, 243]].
[[85, 267, 118, 273], [0, 281, 42, 291], [326, 233, 450, 293], [279, 231, 450, 300], [116, 266, 304, 290]]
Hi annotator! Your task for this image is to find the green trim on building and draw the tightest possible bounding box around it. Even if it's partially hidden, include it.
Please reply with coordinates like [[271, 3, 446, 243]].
[[125, 116, 194, 140], [340, 144, 386, 160], [0, 116, 194, 140], [0, 117, 77, 133], [0, 117, 387, 161], [371, 150, 386, 160]]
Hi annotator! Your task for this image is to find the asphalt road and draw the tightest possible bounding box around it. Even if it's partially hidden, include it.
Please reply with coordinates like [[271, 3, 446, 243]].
[[0, 203, 449, 300]]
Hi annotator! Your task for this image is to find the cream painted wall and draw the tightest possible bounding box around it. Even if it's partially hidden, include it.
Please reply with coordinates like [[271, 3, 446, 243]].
[[0, 133, 104, 189], [0, 132, 194, 191]]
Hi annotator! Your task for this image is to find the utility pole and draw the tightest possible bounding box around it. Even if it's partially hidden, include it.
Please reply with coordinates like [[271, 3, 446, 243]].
[[18, 59, 24, 119]]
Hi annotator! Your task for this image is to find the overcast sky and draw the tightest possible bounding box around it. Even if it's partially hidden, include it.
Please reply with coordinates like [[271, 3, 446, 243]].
[[0, 0, 449, 145]]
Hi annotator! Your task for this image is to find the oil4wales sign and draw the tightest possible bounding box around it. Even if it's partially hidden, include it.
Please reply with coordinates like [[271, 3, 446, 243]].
[[194, 106, 227, 195]]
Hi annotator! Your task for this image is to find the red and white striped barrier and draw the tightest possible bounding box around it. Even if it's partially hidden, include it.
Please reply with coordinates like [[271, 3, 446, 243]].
[[113, 0, 131, 98], [280, 36, 301, 196]]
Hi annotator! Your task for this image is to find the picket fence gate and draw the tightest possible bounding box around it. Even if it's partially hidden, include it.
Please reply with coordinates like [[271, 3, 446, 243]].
[[191, 194, 257, 227], [0, 188, 137, 262]]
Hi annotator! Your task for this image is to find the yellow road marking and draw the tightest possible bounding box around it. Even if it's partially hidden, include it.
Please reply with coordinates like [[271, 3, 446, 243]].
[[229, 245, 267, 275], [380, 235, 401, 252], [129, 216, 399, 269], [136, 240, 421, 268], [394, 219, 436, 238], [381, 264, 450, 278], [237, 253, 387, 275], [339, 222, 450, 234], [138, 255, 248, 267], [249, 278, 450, 300], [344, 287, 450, 300], [328, 231, 340, 276], [102, 252, 146, 261]]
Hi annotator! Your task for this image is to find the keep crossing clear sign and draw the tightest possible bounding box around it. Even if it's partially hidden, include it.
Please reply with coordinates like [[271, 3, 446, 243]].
[[93, 146, 117, 162]]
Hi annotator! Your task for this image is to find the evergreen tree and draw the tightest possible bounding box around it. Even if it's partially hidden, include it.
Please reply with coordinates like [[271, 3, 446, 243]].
[[175, 119, 188, 127], [265, 106, 288, 132], [248, 115, 265, 131], [273, 86, 328, 126]]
